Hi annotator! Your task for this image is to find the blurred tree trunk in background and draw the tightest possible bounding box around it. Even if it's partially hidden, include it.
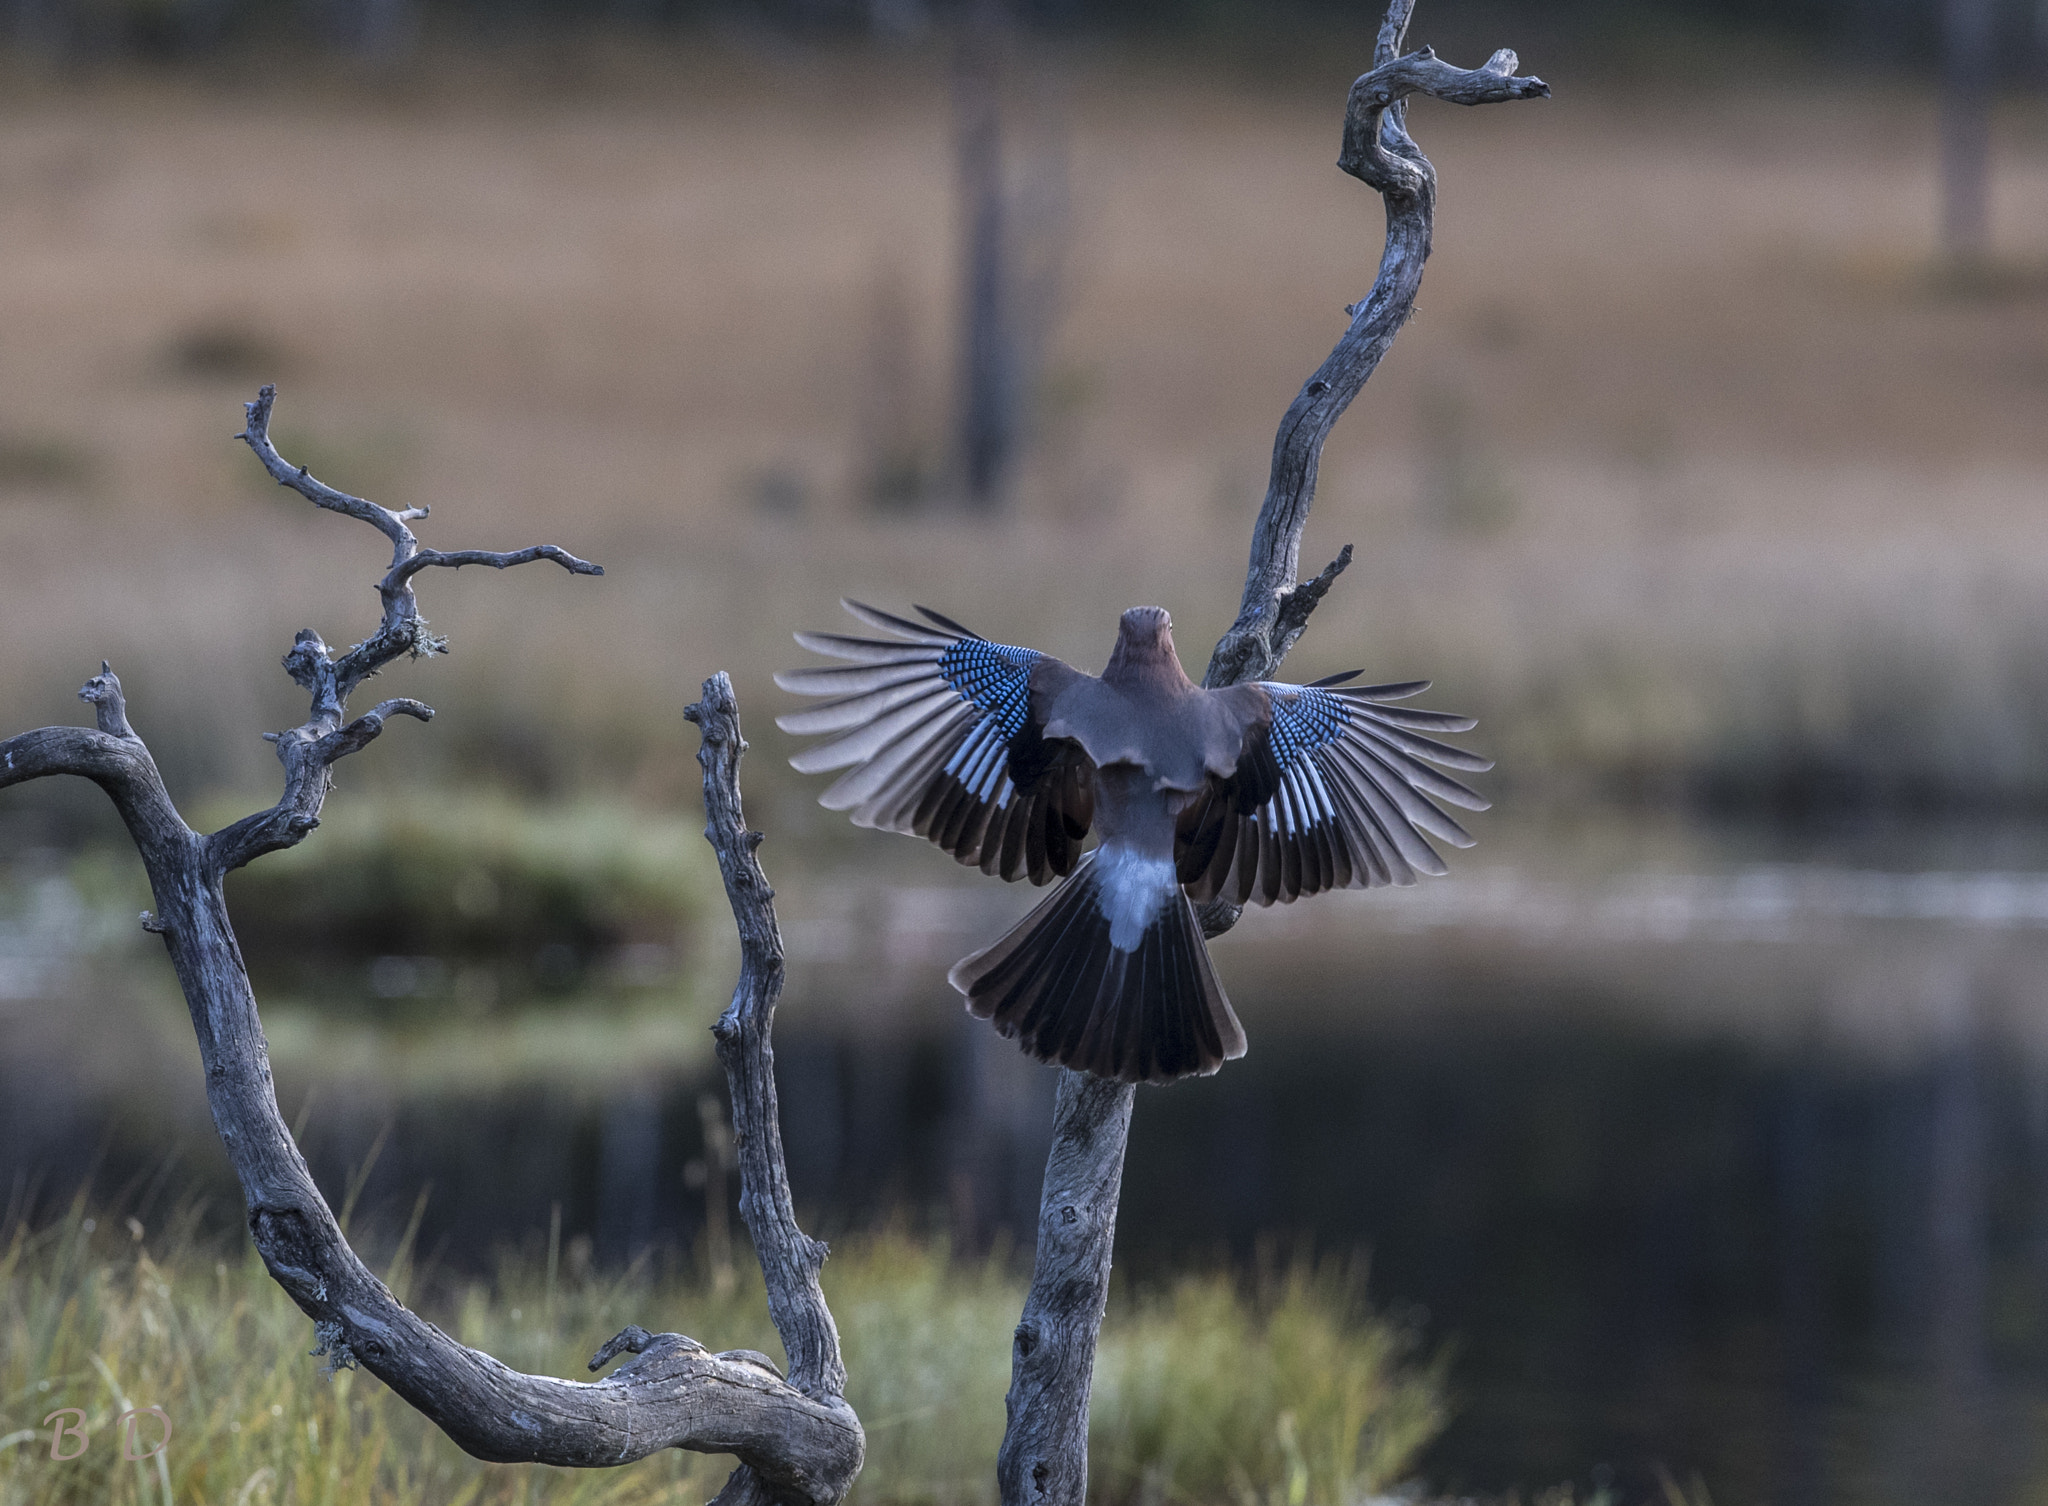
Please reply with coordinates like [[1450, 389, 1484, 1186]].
[[1940, 0, 1995, 258], [312, 0, 413, 58], [952, 0, 1019, 514], [948, 1, 1069, 516], [4, 0, 2048, 65]]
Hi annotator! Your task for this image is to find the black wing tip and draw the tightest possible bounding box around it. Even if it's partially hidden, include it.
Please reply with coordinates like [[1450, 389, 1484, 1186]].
[[1344, 679, 1432, 701], [1306, 668, 1366, 688], [840, 597, 906, 630], [913, 603, 984, 639], [841, 598, 972, 644]]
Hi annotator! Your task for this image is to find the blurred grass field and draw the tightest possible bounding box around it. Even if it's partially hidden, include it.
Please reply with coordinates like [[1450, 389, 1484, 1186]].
[[0, 35, 2044, 837], [0, 1205, 1443, 1506]]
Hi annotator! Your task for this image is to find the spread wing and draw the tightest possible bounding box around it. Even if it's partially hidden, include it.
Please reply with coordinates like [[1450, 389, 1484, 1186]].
[[1175, 675, 1491, 904], [775, 601, 1096, 885]]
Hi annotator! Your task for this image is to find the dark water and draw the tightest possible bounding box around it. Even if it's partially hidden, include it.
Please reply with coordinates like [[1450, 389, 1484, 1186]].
[[9, 813, 2048, 1503]]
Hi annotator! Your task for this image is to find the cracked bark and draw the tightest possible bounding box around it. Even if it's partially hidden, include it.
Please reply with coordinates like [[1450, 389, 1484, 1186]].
[[994, 9, 1547, 1505], [0, 387, 863, 1506]]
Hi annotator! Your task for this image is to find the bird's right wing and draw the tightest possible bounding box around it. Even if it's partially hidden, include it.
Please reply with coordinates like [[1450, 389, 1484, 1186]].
[[775, 602, 1096, 885]]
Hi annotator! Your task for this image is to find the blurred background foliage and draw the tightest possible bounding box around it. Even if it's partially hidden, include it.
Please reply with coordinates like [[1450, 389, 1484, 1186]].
[[215, 793, 717, 1017]]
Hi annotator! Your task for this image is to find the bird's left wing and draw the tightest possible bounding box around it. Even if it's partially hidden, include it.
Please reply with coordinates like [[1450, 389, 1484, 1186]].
[[776, 602, 1096, 884], [1176, 676, 1492, 904]]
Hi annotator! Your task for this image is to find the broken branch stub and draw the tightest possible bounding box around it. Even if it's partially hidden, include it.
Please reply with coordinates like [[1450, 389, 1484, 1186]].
[[0, 388, 861, 1506], [999, 8, 1546, 1505]]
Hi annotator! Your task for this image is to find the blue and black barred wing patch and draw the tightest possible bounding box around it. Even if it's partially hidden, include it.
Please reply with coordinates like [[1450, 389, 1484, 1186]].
[[1175, 677, 1491, 905], [775, 602, 1095, 884]]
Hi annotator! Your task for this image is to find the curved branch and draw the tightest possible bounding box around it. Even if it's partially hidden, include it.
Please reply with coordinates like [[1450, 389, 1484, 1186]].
[[1203, 13, 1546, 692], [1001, 10, 1545, 1505], [4, 399, 867, 1503], [0, 667, 193, 860], [208, 696, 437, 874], [238, 384, 605, 704], [687, 672, 863, 1506], [4, 702, 860, 1499], [389, 544, 604, 590], [214, 386, 606, 873], [238, 383, 420, 568]]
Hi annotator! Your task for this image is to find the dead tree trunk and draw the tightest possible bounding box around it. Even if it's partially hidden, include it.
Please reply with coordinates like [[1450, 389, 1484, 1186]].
[[952, 0, 1019, 513], [994, 7, 1547, 1504], [1940, 0, 1996, 260], [0, 386, 863, 1506]]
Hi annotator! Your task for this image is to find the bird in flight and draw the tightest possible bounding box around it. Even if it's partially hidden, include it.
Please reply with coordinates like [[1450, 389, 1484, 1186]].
[[776, 602, 1490, 1084]]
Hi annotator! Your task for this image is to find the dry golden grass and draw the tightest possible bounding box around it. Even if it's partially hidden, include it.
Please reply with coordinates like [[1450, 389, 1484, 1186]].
[[1, 40, 2045, 816], [0, 1207, 1443, 1506]]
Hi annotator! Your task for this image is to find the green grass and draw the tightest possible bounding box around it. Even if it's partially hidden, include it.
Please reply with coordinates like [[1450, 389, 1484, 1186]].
[[0, 1207, 1444, 1506]]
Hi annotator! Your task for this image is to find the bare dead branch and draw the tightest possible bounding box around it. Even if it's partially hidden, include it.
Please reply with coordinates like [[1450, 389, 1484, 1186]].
[[207, 692, 435, 875], [1002, 9, 1544, 1504], [313, 696, 435, 763], [238, 383, 420, 566], [0, 722, 169, 821], [3, 710, 861, 1502], [0, 669, 190, 862], [2, 398, 866, 1506], [994, 1072, 1134, 1506], [389, 544, 604, 590], [206, 386, 609, 874], [686, 672, 864, 1506], [238, 383, 604, 703], [1203, 11, 1546, 692]]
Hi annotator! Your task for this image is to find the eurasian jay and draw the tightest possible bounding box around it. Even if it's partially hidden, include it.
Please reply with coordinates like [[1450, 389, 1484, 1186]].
[[777, 602, 1490, 1084]]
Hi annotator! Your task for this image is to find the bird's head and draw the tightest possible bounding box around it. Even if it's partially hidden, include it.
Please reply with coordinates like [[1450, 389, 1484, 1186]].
[[1105, 606, 1189, 686]]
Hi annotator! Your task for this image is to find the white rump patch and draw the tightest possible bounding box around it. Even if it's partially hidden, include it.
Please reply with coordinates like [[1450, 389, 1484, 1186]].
[[1092, 845, 1177, 952]]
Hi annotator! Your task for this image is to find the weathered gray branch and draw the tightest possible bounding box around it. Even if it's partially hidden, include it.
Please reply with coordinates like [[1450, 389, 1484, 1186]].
[[994, 1072, 1134, 1506], [0, 672, 184, 859], [687, 673, 863, 1506], [238, 383, 601, 701], [204, 387, 602, 876], [998, 9, 1545, 1505], [1203, 7, 1546, 691], [1, 392, 864, 1506]]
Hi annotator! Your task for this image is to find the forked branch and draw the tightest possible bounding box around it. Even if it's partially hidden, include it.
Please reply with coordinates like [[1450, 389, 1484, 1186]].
[[237, 383, 601, 703], [0, 391, 863, 1506], [205, 388, 604, 875], [1000, 7, 1546, 1504]]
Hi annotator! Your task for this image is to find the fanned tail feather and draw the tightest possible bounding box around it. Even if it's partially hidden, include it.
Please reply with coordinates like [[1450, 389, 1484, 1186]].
[[947, 855, 1246, 1083]]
